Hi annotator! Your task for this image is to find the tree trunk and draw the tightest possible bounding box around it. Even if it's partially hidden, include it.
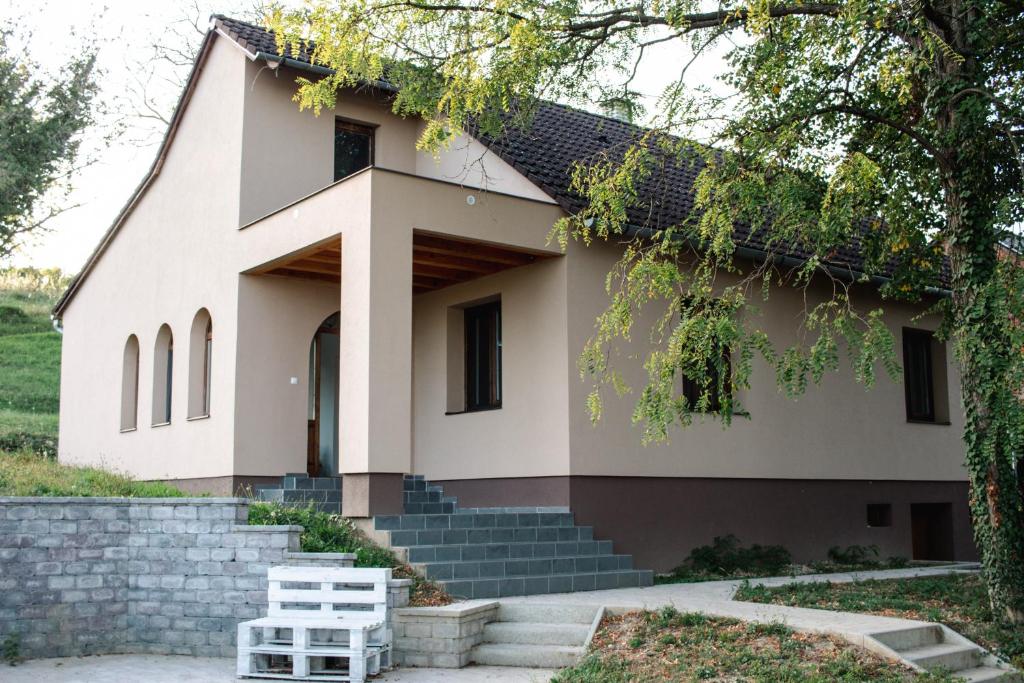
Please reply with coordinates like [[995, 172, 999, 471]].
[[946, 190, 1024, 625]]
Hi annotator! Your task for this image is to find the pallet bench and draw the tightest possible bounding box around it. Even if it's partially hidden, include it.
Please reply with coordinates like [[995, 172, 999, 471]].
[[237, 566, 393, 682]]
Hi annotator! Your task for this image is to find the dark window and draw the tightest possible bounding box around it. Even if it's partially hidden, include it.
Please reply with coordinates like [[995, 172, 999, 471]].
[[681, 351, 731, 413], [903, 328, 935, 422], [165, 340, 174, 424], [465, 301, 501, 411], [867, 503, 892, 528], [334, 121, 374, 181]]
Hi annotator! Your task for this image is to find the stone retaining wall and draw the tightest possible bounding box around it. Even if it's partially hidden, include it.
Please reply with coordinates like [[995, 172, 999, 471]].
[[392, 601, 499, 668], [0, 497, 362, 659]]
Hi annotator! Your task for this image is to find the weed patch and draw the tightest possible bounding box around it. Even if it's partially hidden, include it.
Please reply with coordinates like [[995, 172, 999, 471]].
[[735, 573, 1024, 669]]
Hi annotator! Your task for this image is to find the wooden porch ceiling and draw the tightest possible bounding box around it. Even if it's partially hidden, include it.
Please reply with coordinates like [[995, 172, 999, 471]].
[[411, 232, 554, 294], [253, 232, 556, 293]]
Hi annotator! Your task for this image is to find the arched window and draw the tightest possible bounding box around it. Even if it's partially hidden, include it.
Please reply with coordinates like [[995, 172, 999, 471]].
[[188, 309, 213, 418], [152, 324, 173, 425], [120, 335, 140, 431]]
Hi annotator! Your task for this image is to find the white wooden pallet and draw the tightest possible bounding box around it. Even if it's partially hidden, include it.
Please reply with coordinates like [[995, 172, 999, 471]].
[[237, 567, 393, 683]]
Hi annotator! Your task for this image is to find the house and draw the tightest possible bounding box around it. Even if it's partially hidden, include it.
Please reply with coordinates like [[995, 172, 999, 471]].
[[53, 16, 976, 585]]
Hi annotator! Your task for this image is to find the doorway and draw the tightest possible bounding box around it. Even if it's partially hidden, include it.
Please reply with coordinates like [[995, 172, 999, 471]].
[[910, 503, 954, 561], [307, 312, 340, 477]]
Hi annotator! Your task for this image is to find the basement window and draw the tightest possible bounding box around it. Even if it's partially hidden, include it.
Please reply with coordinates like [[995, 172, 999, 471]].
[[334, 120, 374, 181], [866, 503, 892, 528]]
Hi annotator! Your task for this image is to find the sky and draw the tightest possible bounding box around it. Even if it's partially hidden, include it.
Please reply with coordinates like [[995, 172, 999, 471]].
[[1, 0, 728, 275]]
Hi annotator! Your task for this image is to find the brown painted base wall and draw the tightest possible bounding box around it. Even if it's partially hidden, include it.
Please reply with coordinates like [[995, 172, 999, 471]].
[[153, 475, 279, 497], [434, 476, 977, 572]]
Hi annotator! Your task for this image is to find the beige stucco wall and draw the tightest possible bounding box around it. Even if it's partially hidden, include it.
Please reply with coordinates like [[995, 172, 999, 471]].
[[58, 37, 246, 480], [239, 63, 553, 227], [561, 239, 967, 481], [412, 257, 571, 481]]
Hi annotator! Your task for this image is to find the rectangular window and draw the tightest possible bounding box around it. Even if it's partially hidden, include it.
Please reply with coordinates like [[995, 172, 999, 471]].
[[681, 351, 730, 413], [465, 301, 501, 411], [903, 328, 935, 422], [334, 120, 374, 181], [867, 503, 892, 528]]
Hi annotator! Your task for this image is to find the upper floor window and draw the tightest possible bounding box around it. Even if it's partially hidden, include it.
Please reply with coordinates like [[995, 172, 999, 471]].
[[902, 327, 950, 424], [334, 120, 374, 181], [465, 301, 502, 411]]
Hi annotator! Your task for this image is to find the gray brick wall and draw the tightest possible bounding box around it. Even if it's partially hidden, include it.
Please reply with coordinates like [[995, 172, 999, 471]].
[[0, 497, 358, 659]]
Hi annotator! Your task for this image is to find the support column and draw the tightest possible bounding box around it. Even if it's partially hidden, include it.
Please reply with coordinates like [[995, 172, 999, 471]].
[[338, 208, 412, 518]]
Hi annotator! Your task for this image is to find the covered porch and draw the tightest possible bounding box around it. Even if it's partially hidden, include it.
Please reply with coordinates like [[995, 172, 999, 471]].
[[232, 168, 564, 517]]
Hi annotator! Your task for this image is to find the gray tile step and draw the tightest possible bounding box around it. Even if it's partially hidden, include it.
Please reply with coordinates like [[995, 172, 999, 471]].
[[483, 622, 590, 646], [375, 511, 574, 532], [390, 525, 596, 548], [406, 539, 611, 563], [439, 569, 654, 599], [456, 506, 571, 514], [401, 502, 456, 515], [416, 553, 633, 581]]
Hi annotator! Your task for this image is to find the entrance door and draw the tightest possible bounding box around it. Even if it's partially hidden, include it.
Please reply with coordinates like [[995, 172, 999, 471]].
[[910, 503, 954, 561], [307, 313, 340, 477]]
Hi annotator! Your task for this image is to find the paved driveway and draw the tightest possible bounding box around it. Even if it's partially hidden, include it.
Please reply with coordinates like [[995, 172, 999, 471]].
[[3, 655, 556, 682]]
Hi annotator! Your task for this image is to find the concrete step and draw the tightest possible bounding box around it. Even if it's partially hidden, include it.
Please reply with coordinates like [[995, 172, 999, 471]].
[[871, 625, 942, 651], [404, 537, 606, 562], [470, 643, 585, 668], [416, 554, 633, 581], [482, 621, 590, 646], [497, 603, 601, 624], [957, 666, 1023, 682], [902, 642, 982, 672], [375, 511, 575, 532], [440, 568, 654, 599], [388, 526, 595, 548]]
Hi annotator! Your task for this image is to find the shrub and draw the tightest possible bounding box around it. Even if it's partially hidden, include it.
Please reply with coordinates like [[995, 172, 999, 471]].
[[673, 535, 792, 579], [246, 501, 452, 606], [827, 544, 881, 566]]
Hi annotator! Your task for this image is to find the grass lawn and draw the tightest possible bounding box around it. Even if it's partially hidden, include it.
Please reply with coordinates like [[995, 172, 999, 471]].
[[553, 607, 952, 682], [735, 573, 1024, 670], [0, 451, 186, 497], [0, 268, 66, 451]]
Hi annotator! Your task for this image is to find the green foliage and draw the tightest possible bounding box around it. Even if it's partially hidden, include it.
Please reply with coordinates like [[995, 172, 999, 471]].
[[247, 502, 400, 567], [671, 534, 792, 580], [246, 502, 451, 605], [0, 451, 186, 497], [827, 544, 880, 566], [0, 267, 64, 449], [2, 632, 21, 666], [736, 573, 1024, 670], [0, 25, 99, 259], [273, 0, 1024, 619]]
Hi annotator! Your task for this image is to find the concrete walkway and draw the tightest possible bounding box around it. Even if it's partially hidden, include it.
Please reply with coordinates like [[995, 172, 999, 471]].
[[2, 655, 556, 682], [497, 563, 984, 640]]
